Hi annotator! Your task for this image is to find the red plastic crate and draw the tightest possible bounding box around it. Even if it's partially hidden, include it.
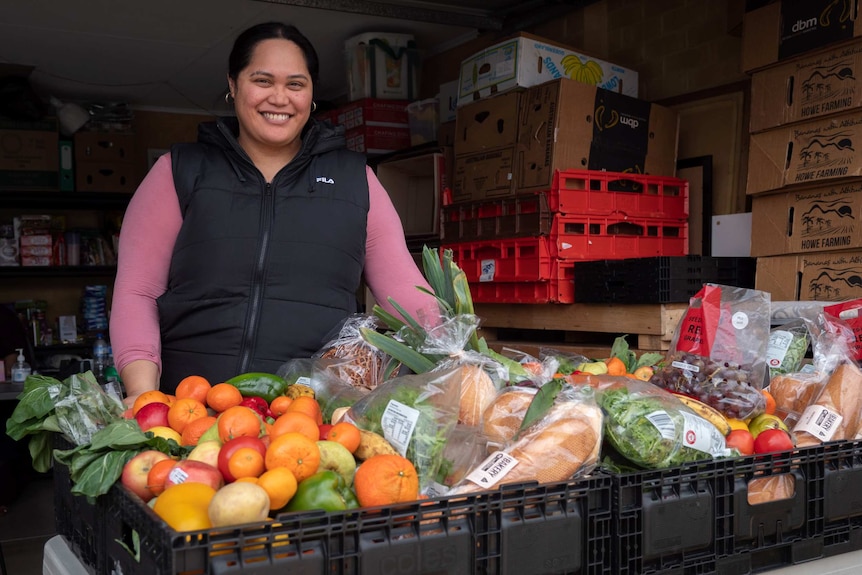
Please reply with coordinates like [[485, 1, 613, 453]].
[[442, 193, 552, 242], [552, 214, 688, 260], [469, 260, 576, 303], [444, 237, 557, 283], [550, 169, 689, 219]]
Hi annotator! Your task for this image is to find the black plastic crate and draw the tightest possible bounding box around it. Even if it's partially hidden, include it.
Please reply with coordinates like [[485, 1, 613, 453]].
[[573, 256, 756, 304], [97, 472, 612, 575], [54, 438, 104, 575]]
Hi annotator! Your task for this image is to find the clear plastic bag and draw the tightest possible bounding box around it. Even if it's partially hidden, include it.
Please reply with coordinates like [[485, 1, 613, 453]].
[[447, 384, 602, 494], [314, 313, 391, 391], [649, 284, 771, 420], [276, 357, 369, 424], [595, 378, 732, 470], [342, 366, 463, 493], [766, 319, 811, 378], [52, 371, 125, 445]]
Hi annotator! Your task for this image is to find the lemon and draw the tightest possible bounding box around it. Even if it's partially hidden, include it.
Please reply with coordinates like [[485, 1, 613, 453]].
[[726, 418, 750, 432], [148, 425, 182, 444]]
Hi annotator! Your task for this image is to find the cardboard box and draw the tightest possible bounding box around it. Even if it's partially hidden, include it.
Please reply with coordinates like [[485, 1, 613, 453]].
[[375, 151, 446, 237], [755, 249, 862, 300], [454, 91, 521, 156], [336, 98, 410, 129], [0, 119, 59, 190], [438, 79, 459, 123], [453, 146, 516, 202], [516, 78, 678, 191], [406, 98, 439, 146], [458, 32, 638, 106], [74, 131, 136, 163], [345, 32, 419, 101], [742, 0, 862, 73], [750, 39, 862, 133], [345, 125, 411, 155], [750, 180, 862, 256], [746, 110, 862, 195], [75, 162, 137, 193]]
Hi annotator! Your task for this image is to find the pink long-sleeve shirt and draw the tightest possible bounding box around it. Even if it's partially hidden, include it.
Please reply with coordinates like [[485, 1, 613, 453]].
[[110, 154, 437, 376]]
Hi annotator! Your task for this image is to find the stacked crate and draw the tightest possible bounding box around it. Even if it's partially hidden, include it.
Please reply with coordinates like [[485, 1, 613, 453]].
[[442, 77, 685, 303], [742, 2, 862, 303]]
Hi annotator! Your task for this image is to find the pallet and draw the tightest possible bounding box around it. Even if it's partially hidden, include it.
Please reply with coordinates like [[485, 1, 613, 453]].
[[474, 302, 687, 352]]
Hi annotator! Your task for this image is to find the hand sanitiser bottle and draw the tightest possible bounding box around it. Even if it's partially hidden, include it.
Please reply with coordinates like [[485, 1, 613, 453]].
[[11, 348, 31, 383]]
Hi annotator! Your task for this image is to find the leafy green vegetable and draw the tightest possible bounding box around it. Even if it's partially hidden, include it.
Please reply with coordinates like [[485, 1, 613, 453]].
[[609, 335, 664, 373], [516, 380, 563, 438], [598, 387, 718, 470]]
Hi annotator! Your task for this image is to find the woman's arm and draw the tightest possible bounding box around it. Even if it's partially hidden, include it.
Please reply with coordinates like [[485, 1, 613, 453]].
[[363, 166, 439, 326], [109, 154, 182, 403]]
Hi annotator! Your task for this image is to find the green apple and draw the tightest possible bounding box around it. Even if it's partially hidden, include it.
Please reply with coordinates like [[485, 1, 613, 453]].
[[316, 440, 357, 486]]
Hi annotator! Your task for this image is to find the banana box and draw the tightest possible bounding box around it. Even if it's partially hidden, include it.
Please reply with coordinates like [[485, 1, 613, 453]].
[[457, 32, 638, 106]]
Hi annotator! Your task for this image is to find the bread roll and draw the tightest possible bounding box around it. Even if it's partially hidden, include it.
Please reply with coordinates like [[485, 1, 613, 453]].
[[457, 364, 498, 427], [794, 362, 862, 447], [747, 474, 795, 505], [769, 374, 822, 415], [480, 387, 537, 444]]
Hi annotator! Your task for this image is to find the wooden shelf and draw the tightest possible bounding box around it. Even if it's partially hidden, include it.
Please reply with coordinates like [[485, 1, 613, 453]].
[[0, 190, 132, 211], [0, 266, 116, 278]]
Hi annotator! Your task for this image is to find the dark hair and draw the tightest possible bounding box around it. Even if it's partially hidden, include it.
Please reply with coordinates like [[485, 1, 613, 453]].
[[227, 22, 319, 85]]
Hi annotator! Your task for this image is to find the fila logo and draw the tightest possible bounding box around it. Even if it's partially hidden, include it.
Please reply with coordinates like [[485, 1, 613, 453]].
[[316, 177, 335, 184]]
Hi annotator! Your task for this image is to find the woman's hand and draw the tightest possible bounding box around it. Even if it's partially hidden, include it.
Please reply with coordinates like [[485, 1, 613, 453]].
[[119, 359, 161, 408]]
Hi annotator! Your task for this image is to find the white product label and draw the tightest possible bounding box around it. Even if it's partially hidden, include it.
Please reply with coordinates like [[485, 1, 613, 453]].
[[380, 400, 421, 457], [295, 376, 311, 386], [466, 450, 519, 488], [671, 360, 699, 373], [480, 259, 496, 282], [794, 404, 843, 442], [424, 481, 448, 498], [765, 330, 793, 368], [680, 411, 727, 456], [645, 410, 676, 440], [495, 59, 515, 77], [732, 312, 749, 329], [168, 467, 189, 485]]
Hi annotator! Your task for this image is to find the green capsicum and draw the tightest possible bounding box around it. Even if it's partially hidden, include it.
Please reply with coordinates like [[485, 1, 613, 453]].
[[285, 470, 359, 513], [225, 372, 288, 404]]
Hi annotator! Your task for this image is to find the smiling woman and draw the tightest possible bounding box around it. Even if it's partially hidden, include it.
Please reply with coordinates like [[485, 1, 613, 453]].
[[110, 22, 440, 408]]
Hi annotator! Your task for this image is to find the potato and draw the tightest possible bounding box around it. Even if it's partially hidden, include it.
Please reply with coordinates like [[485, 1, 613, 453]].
[[208, 482, 270, 527], [353, 429, 398, 461]]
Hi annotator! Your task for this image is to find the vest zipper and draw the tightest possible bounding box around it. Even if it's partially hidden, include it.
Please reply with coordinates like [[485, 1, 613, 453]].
[[239, 181, 274, 373]]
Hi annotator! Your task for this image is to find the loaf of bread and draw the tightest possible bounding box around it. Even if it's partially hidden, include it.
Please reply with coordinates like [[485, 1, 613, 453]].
[[457, 364, 498, 427], [480, 387, 537, 444], [769, 373, 824, 417], [794, 362, 862, 447]]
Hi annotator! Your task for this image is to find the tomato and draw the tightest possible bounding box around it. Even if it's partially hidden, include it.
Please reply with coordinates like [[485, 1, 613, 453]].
[[217, 435, 267, 482], [753, 428, 794, 454], [725, 429, 755, 456]]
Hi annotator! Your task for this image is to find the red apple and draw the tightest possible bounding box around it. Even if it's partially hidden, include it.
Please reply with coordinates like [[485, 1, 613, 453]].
[[135, 402, 170, 432], [121, 450, 171, 502], [217, 436, 267, 483], [164, 459, 224, 491], [318, 424, 334, 440]]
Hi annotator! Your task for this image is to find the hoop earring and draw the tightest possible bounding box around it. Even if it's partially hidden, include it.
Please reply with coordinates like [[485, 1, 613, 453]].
[[311, 101, 317, 113], [225, 92, 234, 104]]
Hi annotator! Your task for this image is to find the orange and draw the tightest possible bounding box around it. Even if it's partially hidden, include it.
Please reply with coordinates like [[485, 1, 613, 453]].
[[327, 421, 361, 454], [146, 459, 177, 497], [175, 375, 212, 404], [605, 356, 627, 376], [270, 411, 319, 442], [762, 389, 777, 416], [265, 432, 320, 482], [228, 447, 266, 480], [132, 390, 171, 416], [206, 383, 244, 413], [286, 396, 323, 425], [257, 467, 297, 511], [353, 454, 419, 508], [153, 483, 216, 532], [181, 415, 217, 446], [218, 405, 262, 443], [167, 397, 208, 434], [269, 396, 293, 418]]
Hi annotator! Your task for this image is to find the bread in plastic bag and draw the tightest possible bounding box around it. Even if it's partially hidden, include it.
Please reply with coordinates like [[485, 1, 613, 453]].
[[314, 313, 392, 391]]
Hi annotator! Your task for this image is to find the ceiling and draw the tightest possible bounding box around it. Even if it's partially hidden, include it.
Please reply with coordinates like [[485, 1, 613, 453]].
[[0, 0, 586, 116]]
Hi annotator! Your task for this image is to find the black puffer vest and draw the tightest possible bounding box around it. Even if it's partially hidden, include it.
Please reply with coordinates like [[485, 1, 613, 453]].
[[157, 117, 368, 392]]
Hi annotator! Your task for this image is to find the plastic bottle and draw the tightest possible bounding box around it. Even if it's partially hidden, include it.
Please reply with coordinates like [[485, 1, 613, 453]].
[[93, 333, 109, 384], [11, 348, 32, 384]]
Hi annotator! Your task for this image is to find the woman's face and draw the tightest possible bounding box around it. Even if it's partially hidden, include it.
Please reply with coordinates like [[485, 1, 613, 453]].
[[229, 38, 313, 158]]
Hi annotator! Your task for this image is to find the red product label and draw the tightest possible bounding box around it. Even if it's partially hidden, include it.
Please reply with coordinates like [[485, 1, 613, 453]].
[[675, 285, 722, 357]]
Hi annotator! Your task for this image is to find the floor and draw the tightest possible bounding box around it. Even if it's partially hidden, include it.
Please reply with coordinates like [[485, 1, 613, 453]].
[[0, 470, 56, 575]]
